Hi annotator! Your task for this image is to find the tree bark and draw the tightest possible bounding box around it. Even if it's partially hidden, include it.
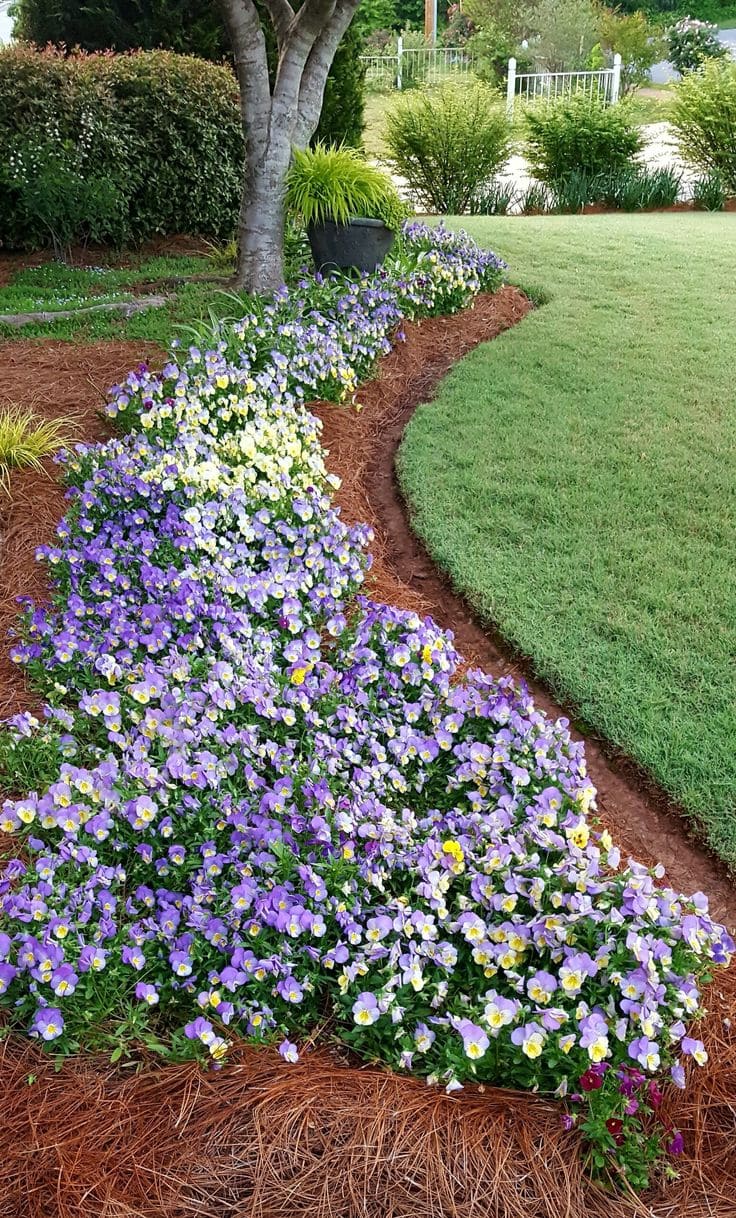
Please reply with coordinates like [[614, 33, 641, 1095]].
[[218, 0, 361, 295]]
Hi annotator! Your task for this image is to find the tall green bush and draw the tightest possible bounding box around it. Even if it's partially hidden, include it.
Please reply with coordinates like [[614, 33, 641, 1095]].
[[525, 96, 643, 184], [10, 0, 225, 56], [671, 58, 736, 193], [0, 46, 243, 250], [10, 0, 365, 149], [385, 81, 511, 213]]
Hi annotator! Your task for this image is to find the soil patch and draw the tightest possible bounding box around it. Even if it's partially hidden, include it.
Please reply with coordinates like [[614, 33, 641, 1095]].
[[0, 338, 165, 719]]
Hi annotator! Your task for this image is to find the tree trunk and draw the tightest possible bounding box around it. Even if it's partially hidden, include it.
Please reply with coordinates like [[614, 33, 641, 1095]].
[[219, 0, 361, 297], [233, 140, 291, 293]]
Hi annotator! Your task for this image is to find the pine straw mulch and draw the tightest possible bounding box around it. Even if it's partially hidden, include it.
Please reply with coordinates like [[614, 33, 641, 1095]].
[[0, 338, 165, 720], [1, 294, 736, 1218]]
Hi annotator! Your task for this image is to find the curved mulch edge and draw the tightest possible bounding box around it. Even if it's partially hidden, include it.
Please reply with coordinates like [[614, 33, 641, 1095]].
[[1, 291, 736, 1218], [313, 286, 736, 930]]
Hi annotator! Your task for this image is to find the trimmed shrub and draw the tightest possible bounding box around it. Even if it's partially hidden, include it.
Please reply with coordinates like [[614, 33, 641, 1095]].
[[0, 46, 243, 250], [12, 0, 366, 149], [525, 95, 643, 184], [671, 58, 736, 195], [385, 81, 511, 214]]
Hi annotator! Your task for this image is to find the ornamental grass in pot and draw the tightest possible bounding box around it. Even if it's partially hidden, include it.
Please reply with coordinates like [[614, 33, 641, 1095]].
[[286, 143, 408, 273]]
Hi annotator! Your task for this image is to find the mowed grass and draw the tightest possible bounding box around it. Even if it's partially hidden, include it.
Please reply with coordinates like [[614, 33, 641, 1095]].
[[398, 212, 736, 865]]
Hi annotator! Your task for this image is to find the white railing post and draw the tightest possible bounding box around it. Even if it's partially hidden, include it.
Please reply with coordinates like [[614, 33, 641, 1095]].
[[396, 35, 403, 90], [611, 52, 622, 104], [506, 57, 516, 118]]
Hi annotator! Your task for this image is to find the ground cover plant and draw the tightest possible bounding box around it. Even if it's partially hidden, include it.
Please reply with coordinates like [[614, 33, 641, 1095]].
[[0, 251, 244, 343], [399, 212, 736, 870], [0, 220, 732, 1195]]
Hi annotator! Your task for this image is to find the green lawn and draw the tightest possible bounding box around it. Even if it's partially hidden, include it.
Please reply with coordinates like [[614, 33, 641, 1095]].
[[0, 250, 240, 344], [398, 212, 736, 866]]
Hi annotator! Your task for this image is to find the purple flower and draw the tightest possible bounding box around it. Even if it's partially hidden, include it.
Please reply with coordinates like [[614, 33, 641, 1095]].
[[31, 1007, 65, 1041], [352, 992, 380, 1026]]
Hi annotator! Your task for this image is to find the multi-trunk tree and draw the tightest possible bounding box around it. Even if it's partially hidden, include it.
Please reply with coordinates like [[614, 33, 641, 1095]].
[[12, 0, 366, 294], [219, 0, 362, 292]]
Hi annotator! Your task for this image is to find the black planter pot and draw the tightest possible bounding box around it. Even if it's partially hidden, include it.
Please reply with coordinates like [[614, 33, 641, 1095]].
[[307, 216, 395, 274]]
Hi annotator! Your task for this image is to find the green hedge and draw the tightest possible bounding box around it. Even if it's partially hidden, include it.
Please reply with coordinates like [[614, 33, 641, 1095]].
[[0, 46, 244, 250]]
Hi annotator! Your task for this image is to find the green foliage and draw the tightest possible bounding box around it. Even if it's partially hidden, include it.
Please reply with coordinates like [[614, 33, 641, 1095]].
[[671, 58, 736, 192], [354, 0, 399, 36], [385, 81, 511, 213], [10, 0, 225, 55], [603, 164, 682, 208], [525, 96, 643, 184], [10, 0, 365, 150], [692, 171, 726, 209], [0, 408, 74, 491], [3, 136, 126, 261], [0, 46, 243, 250], [667, 16, 727, 74], [286, 143, 408, 229], [549, 165, 682, 211], [468, 178, 520, 215], [467, 19, 525, 85], [525, 0, 603, 71], [600, 9, 665, 95], [400, 211, 736, 867], [520, 181, 556, 213], [314, 23, 366, 148]]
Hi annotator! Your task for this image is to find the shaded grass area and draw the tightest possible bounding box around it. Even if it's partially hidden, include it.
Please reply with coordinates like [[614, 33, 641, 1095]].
[[398, 212, 736, 865], [0, 250, 239, 344]]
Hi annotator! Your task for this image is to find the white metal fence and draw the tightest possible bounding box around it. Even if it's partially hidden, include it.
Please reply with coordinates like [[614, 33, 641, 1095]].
[[361, 41, 475, 92], [506, 54, 622, 116]]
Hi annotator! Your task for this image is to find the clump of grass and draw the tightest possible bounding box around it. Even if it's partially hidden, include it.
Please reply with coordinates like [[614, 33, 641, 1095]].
[[692, 172, 725, 211], [0, 408, 74, 491], [469, 179, 520, 216], [520, 182, 555, 215]]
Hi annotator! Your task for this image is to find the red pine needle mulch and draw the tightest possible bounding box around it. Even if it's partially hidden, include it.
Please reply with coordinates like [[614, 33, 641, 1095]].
[[1, 299, 735, 1217]]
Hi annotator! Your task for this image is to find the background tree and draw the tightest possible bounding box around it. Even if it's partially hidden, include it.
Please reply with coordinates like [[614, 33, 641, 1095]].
[[600, 9, 664, 95], [10, 0, 227, 55]]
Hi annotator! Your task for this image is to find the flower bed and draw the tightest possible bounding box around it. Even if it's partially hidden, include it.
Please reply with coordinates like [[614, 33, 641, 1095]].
[[0, 223, 731, 1190]]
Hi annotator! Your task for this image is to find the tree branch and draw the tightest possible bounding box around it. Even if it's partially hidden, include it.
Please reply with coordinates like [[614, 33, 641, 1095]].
[[270, 0, 340, 133], [260, 0, 296, 48], [293, 0, 361, 146], [218, 0, 272, 158]]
